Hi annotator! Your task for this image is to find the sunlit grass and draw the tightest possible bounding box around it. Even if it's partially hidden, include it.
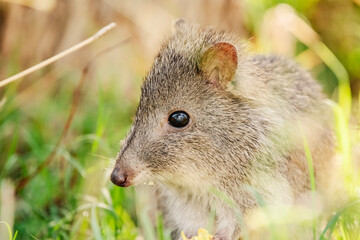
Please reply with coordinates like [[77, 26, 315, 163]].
[[0, 221, 18, 240]]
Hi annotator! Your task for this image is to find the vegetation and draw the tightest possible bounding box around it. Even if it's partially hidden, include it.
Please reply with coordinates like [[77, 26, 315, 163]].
[[0, 0, 359, 239]]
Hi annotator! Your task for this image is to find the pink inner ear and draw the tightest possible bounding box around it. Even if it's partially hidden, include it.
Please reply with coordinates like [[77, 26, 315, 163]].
[[200, 42, 238, 88], [214, 42, 238, 67]]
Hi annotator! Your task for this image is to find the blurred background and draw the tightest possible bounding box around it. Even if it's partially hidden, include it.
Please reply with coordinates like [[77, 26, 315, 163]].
[[0, 0, 359, 239]]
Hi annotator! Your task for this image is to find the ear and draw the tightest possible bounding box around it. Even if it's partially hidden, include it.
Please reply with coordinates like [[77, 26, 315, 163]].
[[172, 19, 188, 35], [199, 42, 238, 89]]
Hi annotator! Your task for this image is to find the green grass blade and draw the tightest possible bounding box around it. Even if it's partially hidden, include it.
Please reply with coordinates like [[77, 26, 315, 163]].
[[12, 230, 18, 240], [0, 221, 13, 240], [319, 211, 341, 240], [91, 206, 103, 240], [302, 130, 316, 193]]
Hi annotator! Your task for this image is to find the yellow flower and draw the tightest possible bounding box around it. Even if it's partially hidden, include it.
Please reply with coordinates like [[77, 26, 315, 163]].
[[181, 228, 213, 240]]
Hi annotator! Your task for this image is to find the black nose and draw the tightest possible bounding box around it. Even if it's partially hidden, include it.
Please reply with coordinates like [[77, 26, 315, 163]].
[[110, 168, 128, 187]]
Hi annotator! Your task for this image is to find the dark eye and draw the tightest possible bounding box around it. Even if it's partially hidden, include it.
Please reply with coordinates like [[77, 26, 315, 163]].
[[168, 111, 190, 128]]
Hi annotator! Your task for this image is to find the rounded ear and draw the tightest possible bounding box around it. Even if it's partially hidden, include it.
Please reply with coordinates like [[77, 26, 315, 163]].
[[172, 19, 189, 35], [199, 42, 238, 89]]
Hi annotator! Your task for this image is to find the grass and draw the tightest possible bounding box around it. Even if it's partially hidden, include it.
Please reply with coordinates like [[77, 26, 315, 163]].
[[0, 221, 18, 240], [0, 0, 359, 239]]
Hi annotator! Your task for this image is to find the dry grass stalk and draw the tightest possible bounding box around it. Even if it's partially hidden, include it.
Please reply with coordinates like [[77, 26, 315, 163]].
[[0, 22, 117, 88], [0, 180, 15, 240]]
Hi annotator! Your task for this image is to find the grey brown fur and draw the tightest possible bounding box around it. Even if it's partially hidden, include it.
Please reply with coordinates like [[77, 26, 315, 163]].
[[111, 20, 336, 240]]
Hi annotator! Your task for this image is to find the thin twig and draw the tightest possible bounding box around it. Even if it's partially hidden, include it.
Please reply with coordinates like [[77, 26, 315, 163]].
[[0, 22, 117, 88], [15, 38, 131, 192]]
